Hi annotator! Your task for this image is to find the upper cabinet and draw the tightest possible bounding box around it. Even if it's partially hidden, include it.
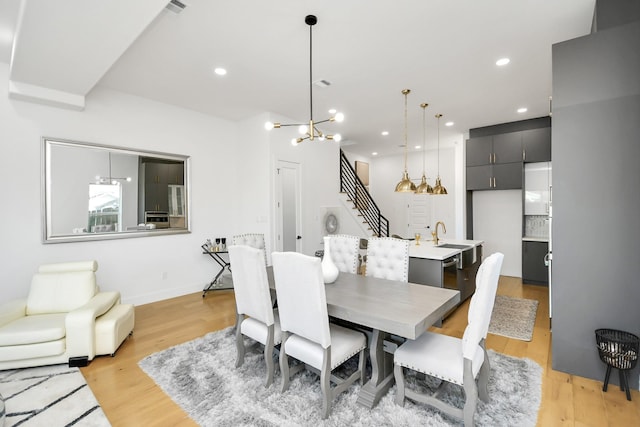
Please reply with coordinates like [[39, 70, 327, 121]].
[[466, 119, 551, 191], [522, 127, 551, 163], [466, 132, 523, 190]]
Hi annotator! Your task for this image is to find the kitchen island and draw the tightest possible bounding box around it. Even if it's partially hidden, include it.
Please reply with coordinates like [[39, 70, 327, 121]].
[[408, 239, 484, 322]]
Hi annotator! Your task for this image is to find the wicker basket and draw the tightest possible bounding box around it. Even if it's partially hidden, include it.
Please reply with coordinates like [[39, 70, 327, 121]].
[[595, 329, 639, 370]]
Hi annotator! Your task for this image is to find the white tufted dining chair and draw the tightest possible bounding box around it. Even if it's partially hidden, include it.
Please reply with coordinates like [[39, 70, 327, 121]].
[[393, 252, 504, 427], [228, 245, 282, 387], [271, 251, 366, 419], [365, 236, 410, 282], [233, 233, 267, 264], [328, 234, 360, 274]]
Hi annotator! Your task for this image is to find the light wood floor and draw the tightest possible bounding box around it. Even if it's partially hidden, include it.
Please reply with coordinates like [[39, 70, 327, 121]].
[[81, 277, 640, 426]]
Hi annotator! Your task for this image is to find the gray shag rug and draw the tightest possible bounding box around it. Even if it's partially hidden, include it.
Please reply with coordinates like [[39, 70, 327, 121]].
[[488, 295, 539, 342], [139, 327, 542, 426]]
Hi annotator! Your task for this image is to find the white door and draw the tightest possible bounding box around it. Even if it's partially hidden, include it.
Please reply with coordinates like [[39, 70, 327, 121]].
[[275, 160, 301, 252], [407, 195, 430, 240]]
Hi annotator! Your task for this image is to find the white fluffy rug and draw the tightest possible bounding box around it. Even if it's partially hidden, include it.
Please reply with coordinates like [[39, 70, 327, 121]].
[[0, 364, 110, 427], [488, 295, 539, 341], [140, 327, 542, 426]]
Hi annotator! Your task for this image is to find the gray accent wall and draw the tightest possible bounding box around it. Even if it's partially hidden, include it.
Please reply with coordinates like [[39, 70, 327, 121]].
[[552, 6, 640, 388]]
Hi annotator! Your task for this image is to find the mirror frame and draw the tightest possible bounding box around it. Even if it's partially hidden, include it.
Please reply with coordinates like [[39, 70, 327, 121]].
[[42, 137, 191, 243]]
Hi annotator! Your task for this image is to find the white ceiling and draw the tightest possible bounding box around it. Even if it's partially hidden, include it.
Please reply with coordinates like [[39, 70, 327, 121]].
[[0, 0, 595, 156]]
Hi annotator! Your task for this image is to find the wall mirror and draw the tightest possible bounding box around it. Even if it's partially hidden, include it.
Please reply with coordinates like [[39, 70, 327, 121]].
[[43, 137, 190, 243]]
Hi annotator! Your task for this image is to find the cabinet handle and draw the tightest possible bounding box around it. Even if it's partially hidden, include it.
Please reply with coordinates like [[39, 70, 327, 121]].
[[493, 153, 496, 163], [489, 153, 492, 164], [489, 177, 492, 187], [492, 177, 496, 188], [523, 149, 526, 161]]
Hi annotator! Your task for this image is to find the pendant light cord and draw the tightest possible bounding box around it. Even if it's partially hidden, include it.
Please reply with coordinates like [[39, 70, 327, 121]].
[[403, 90, 409, 171], [436, 114, 442, 177], [309, 23, 313, 123]]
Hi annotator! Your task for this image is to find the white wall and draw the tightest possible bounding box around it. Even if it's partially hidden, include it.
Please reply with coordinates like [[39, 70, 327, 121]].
[[472, 190, 522, 277], [0, 62, 240, 305], [0, 67, 348, 305]]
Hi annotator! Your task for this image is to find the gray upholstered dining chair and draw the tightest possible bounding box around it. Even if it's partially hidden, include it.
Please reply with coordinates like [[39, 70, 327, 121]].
[[393, 252, 504, 427], [365, 236, 410, 282], [227, 245, 282, 387], [271, 251, 366, 419], [232, 233, 267, 264], [328, 234, 360, 274]]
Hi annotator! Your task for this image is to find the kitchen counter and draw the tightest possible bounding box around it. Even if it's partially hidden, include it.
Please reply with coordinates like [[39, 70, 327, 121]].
[[409, 239, 484, 260]]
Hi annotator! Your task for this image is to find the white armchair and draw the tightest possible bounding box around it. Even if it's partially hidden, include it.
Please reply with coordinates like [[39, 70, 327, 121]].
[[0, 261, 134, 370]]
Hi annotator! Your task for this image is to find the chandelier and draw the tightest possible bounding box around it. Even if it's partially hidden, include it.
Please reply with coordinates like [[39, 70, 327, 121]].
[[265, 15, 343, 145], [394, 89, 416, 192]]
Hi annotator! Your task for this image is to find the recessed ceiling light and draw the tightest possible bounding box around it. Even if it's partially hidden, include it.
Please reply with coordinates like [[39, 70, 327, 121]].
[[381, 131, 389, 136], [517, 107, 528, 113], [445, 121, 454, 127], [328, 108, 337, 114], [214, 67, 227, 76], [496, 58, 510, 66], [372, 152, 378, 156], [415, 145, 421, 150]]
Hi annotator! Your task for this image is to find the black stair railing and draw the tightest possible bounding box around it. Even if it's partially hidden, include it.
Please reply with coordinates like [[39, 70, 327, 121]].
[[339, 150, 389, 237]]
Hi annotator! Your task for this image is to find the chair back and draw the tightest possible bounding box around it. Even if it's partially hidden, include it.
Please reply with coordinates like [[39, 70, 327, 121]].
[[27, 260, 99, 315], [271, 251, 331, 348], [365, 237, 410, 282], [462, 252, 504, 359], [233, 233, 267, 264], [228, 245, 274, 326], [329, 234, 360, 274]]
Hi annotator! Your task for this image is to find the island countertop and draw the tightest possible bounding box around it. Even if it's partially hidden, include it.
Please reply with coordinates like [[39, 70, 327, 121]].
[[408, 239, 484, 261]]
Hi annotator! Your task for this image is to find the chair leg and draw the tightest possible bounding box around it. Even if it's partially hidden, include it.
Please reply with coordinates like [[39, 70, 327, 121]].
[[621, 369, 632, 401], [603, 364, 612, 392], [477, 345, 490, 402], [264, 325, 275, 388], [235, 314, 245, 368], [393, 364, 406, 407], [358, 348, 366, 386], [280, 332, 291, 393], [463, 359, 478, 427], [321, 347, 332, 419]]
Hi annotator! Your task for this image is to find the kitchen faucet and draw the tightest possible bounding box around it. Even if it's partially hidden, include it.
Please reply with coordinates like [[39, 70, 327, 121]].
[[432, 221, 446, 245]]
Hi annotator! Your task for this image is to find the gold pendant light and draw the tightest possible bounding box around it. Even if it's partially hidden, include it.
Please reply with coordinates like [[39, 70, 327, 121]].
[[415, 102, 433, 194], [394, 89, 416, 193], [432, 113, 448, 195]]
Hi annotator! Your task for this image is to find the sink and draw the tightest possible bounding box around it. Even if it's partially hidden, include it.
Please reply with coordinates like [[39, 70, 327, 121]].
[[437, 243, 471, 249]]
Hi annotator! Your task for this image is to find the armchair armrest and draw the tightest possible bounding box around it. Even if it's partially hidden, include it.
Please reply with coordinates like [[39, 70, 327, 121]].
[[0, 299, 27, 328], [65, 291, 120, 360]]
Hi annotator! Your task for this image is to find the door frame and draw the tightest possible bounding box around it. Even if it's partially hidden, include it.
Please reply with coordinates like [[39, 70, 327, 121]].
[[274, 160, 302, 253]]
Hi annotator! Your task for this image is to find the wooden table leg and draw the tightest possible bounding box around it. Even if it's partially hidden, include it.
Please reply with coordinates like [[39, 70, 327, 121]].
[[356, 329, 395, 408]]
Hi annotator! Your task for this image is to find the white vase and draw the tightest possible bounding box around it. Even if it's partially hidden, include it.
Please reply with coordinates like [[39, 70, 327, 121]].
[[322, 236, 339, 284]]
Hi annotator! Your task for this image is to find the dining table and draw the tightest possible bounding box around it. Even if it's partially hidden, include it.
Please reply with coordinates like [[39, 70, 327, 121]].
[[267, 268, 460, 409]]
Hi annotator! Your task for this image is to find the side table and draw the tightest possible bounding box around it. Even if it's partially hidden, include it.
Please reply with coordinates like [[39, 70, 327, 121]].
[[201, 245, 232, 297]]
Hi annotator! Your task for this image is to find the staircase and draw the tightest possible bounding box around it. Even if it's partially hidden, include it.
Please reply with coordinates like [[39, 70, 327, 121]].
[[339, 150, 389, 237]]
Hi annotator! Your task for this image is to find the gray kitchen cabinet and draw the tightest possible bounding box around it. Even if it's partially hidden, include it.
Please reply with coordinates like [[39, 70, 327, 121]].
[[466, 136, 493, 166], [466, 162, 522, 190], [522, 127, 551, 162], [492, 132, 523, 163], [466, 132, 523, 190], [522, 240, 548, 285]]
